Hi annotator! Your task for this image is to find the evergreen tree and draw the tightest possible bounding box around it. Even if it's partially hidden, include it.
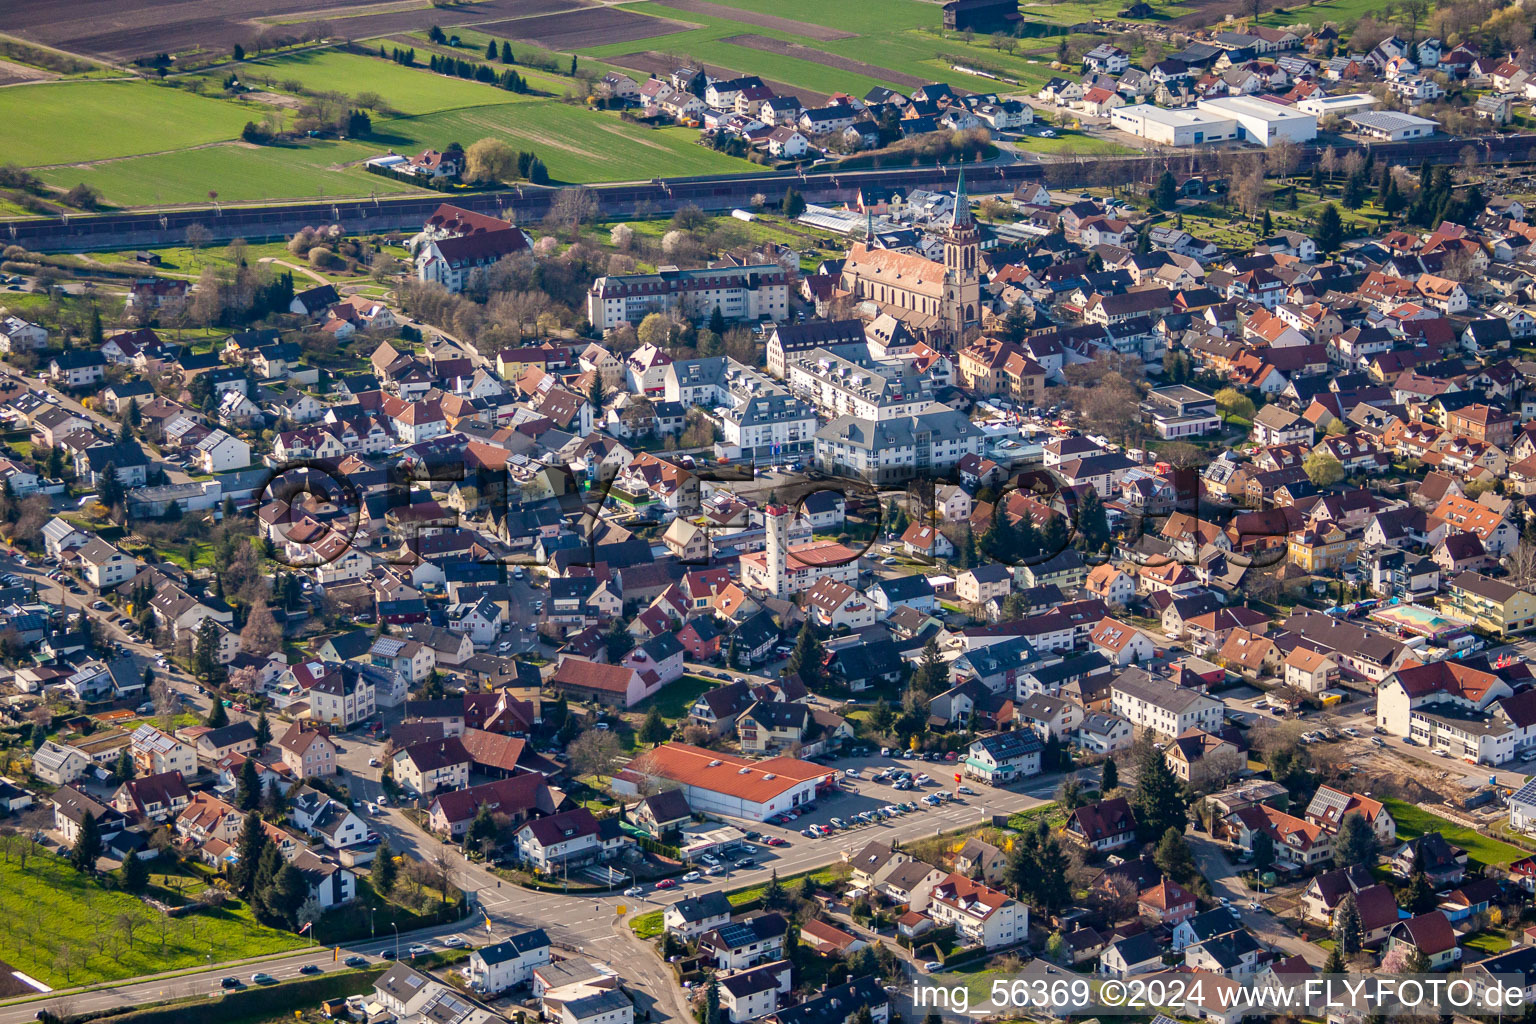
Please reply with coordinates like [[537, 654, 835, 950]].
[[1040, 510, 1070, 559], [1313, 203, 1344, 254], [373, 835, 397, 894], [1398, 868, 1436, 914], [231, 810, 268, 896], [205, 697, 229, 729], [263, 777, 287, 819], [787, 621, 825, 688], [703, 977, 723, 1024], [784, 187, 806, 218], [113, 746, 135, 783], [1334, 811, 1379, 867], [467, 802, 498, 852], [1342, 170, 1367, 210], [587, 374, 607, 414], [762, 870, 788, 910], [1132, 743, 1187, 842], [1252, 828, 1275, 873], [709, 304, 726, 336], [1333, 892, 1363, 954], [98, 463, 124, 510], [1033, 835, 1071, 915], [1076, 488, 1109, 552], [195, 617, 225, 685], [1153, 170, 1178, 211], [70, 811, 101, 872], [501, 42, 514, 63], [1153, 827, 1196, 884], [1260, 209, 1273, 235], [486, 40, 497, 60], [120, 850, 150, 892], [914, 636, 945, 694], [639, 705, 671, 745], [255, 712, 273, 746], [1323, 945, 1345, 975], [236, 756, 262, 810], [1100, 756, 1118, 792]]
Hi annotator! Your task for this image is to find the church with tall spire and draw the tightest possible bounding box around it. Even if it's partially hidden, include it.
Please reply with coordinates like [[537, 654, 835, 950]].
[[837, 169, 981, 346]]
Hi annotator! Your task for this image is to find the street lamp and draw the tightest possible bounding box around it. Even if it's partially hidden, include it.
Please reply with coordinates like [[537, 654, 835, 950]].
[[391, 921, 399, 960]]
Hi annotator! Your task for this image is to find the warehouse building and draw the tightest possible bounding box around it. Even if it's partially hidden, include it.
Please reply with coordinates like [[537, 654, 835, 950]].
[[1196, 96, 1317, 146], [1109, 103, 1239, 146], [1345, 110, 1439, 141]]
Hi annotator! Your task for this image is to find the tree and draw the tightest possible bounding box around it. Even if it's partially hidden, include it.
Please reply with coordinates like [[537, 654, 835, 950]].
[[113, 746, 136, 783], [1033, 835, 1072, 915], [255, 712, 273, 746], [98, 463, 124, 511], [1132, 744, 1187, 842], [784, 187, 806, 219], [1398, 868, 1436, 914], [231, 810, 268, 896], [567, 728, 622, 780], [241, 598, 282, 657], [1252, 828, 1275, 874], [236, 756, 263, 811], [787, 621, 826, 688], [465, 138, 517, 183], [501, 41, 514, 63], [914, 636, 946, 694], [1313, 203, 1344, 254], [1334, 811, 1379, 868], [467, 803, 498, 853], [1260, 209, 1273, 235], [1045, 930, 1066, 962], [1302, 450, 1345, 488], [486, 39, 497, 60], [1323, 944, 1345, 975], [120, 851, 150, 892], [1333, 891, 1363, 954], [70, 812, 101, 873], [205, 697, 229, 729], [763, 870, 788, 910], [1153, 827, 1197, 885], [587, 374, 606, 414], [1214, 387, 1254, 424], [639, 706, 671, 745], [1075, 488, 1109, 554], [373, 835, 397, 895], [1153, 170, 1178, 211], [195, 616, 225, 685], [1100, 757, 1118, 792]]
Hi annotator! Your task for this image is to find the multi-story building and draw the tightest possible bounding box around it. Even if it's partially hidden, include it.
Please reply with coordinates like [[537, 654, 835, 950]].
[[129, 724, 197, 779], [926, 874, 1029, 949], [1439, 571, 1536, 636], [587, 262, 789, 331], [1110, 668, 1224, 738], [814, 403, 983, 484], [465, 930, 551, 995], [784, 346, 937, 421], [307, 664, 377, 728]]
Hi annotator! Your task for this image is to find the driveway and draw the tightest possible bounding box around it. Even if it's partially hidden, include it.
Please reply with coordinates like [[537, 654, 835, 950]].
[[1188, 833, 1326, 966]]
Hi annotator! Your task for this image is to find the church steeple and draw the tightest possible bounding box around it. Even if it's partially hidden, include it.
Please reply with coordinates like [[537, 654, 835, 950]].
[[950, 168, 973, 231]]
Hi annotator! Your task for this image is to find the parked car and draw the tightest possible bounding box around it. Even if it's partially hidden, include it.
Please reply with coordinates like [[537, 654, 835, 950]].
[[408, 944, 430, 956], [681, 871, 701, 883]]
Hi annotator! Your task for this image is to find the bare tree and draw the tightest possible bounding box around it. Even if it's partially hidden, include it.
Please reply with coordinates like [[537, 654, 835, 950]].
[[1506, 542, 1536, 589], [185, 223, 212, 254], [566, 727, 623, 780]]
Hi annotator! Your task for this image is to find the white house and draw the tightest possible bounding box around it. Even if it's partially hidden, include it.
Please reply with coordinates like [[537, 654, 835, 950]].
[[466, 929, 552, 995], [194, 430, 251, 473]]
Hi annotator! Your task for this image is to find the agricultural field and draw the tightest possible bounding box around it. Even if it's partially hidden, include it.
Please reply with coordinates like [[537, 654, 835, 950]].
[[0, 80, 252, 166], [37, 137, 410, 207], [1255, 0, 1402, 26], [228, 48, 551, 115]]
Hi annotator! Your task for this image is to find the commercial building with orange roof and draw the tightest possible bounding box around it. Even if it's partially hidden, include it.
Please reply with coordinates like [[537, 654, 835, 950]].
[[612, 742, 837, 821]]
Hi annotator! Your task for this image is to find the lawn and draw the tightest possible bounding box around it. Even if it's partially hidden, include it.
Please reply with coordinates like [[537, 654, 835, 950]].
[[39, 138, 422, 208], [1464, 931, 1513, 955], [0, 854, 307, 987], [1383, 798, 1530, 868], [1256, 0, 1400, 25], [0, 81, 253, 166], [1014, 132, 1136, 156], [635, 674, 717, 721]]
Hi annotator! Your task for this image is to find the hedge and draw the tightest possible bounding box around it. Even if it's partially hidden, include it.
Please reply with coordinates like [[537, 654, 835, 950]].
[[68, 968, 386, 1024]]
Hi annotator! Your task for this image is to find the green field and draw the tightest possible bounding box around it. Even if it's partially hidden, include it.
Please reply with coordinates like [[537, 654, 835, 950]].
[[379, 102, 764, 183], [0, 81, 253, 166], [1256, 0, 1400, 25], [40, 137, 417, 206], [0, 854, 308, 987], [229, 49, 549, 116], [1384, 798, 1530, 868]]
